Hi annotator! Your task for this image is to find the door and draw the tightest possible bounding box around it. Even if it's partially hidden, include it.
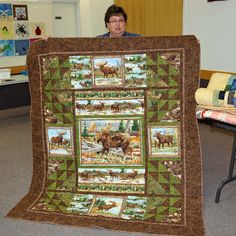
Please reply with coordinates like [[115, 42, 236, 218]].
[[145, 0, 183, 36], [115, 0, 183, 36], [52, 2, 77, 37], [114, 0, 145, 35]]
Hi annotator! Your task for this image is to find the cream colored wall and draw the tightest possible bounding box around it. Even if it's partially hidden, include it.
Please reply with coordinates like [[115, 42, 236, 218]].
[[0, 2, 53, 68], [184, 0, 236, 72], [0, 0, 113, 68], [79, 0, 113, 37]]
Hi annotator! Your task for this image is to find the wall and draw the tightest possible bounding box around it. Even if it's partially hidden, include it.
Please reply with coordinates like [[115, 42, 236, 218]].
[[184, 0, 236, 72], [0, 1, 53, 68], [0, 0, 113, 68], [79, 0, 113, 37]]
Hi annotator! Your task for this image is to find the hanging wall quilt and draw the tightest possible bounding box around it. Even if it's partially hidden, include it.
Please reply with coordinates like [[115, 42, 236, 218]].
[[7, 36, 204, 235]]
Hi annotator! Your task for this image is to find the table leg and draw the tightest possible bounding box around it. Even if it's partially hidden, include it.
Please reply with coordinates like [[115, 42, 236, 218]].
[[215, 132, 236, 203]]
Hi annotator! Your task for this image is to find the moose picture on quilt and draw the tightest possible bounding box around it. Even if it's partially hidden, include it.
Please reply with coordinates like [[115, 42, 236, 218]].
[[7, 36, 204, 235]]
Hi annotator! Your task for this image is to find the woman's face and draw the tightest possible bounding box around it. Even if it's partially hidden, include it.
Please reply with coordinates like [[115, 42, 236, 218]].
[[107, 14, 126, 37]]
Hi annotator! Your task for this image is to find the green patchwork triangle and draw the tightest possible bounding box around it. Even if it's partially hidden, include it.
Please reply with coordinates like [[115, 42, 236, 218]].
[[166, 100, 176, 110], [58, 179, 74, 191], [144, 213, 156, 220], [51, 58, 60, 68], [55, 114, 63, 122], [146, 206, 157, 214], [45, 103, 53, 110], [156, 79, 168, 87], [43, 71, 51, 80], [157, 185, 168, 194], [169, 77, 179, 86], [45, 92, 53, 102], [170, 184, 181, 195], [170, 174, 181, 184], [52, 194, 61, 201], [60, 59, 70, 67], [157, 111, 168, 121], [48, 181, 57, 189], [147, 182, 157, 194], [60, 161, 67, 170], [58, 205, 68, 213], [169, 207, 180, 214], [66, 171, 75, 179], [43, 198, 51, 205], [56, 180, 66, 188], [51, 199, 61, 206], [147, 111, 156, 121], [146, 56, 156, 65], [53, 80, 71, 90], [45, 80, 53, 90], [157, 55, 167, 65], [169, 66, 179, 76], [46, 191, 55, 199], [146, 197, 158, 207], [158, 66, 168, 76], [169, 197, 180, 206], [158, 162, 168, 172], [156, 197, 168, 206], [51, 69, 61, 79], [58, 200, 68, 208], [158, 100, 168, 110], [159, 174, 169, 183], [168, 100, 178, 110], [157, 206, 168, 214], [168, 89, 179, 99], [58, 172, 67, 180], [148, 172, 158, 182], [54, 103, 63, 113], [156, 214, 164, 221], [48, 172, 58, 180], [63, 113, 73, 123], [66, 160, 75, 169], [148, 161, 158, 172]]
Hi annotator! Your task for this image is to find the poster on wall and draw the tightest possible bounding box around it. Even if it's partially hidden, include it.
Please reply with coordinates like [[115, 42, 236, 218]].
[[30, 22, 46, 38], [0, 3, 13, 21], [0, 21, 14, 39], [13, 4, 28, 21], [0, 40, 15, 56], [0, 3, 46, 57], [14, 21, 30, 39], [15, 39, 29, 56]]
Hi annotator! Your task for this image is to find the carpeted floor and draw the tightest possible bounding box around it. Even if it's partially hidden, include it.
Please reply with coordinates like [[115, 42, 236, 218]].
[[1, 109, 236, 236]]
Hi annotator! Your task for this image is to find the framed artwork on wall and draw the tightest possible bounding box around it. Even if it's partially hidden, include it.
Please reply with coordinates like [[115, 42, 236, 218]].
[[0, 3, 13, 21], [14, 21, 30, 39], [15, 39, 30, 56], [13, 4, 28, 21], [0, 40, 15, 56]]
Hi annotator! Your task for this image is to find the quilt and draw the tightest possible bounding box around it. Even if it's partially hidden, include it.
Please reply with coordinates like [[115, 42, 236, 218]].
[[7, 36, 204, 235], [195, 73, 236, 108]]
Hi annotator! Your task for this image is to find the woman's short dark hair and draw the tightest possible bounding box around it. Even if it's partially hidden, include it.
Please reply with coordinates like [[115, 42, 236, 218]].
[[104, 4, 127, 28]]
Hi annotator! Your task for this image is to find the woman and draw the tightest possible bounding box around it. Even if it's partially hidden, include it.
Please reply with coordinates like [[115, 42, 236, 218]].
[[97, 4, 140, 38]]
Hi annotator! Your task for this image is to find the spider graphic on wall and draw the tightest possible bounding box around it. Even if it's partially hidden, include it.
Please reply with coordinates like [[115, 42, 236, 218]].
[[15, 23, 29, 38]]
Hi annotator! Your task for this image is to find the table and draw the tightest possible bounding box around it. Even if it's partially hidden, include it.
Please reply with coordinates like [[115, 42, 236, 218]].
[[197, 106, 236, 203], [0, 74, 30, 110]]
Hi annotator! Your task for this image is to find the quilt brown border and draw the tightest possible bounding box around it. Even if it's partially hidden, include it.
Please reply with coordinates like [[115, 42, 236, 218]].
[[6, 36, 204, 236]]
